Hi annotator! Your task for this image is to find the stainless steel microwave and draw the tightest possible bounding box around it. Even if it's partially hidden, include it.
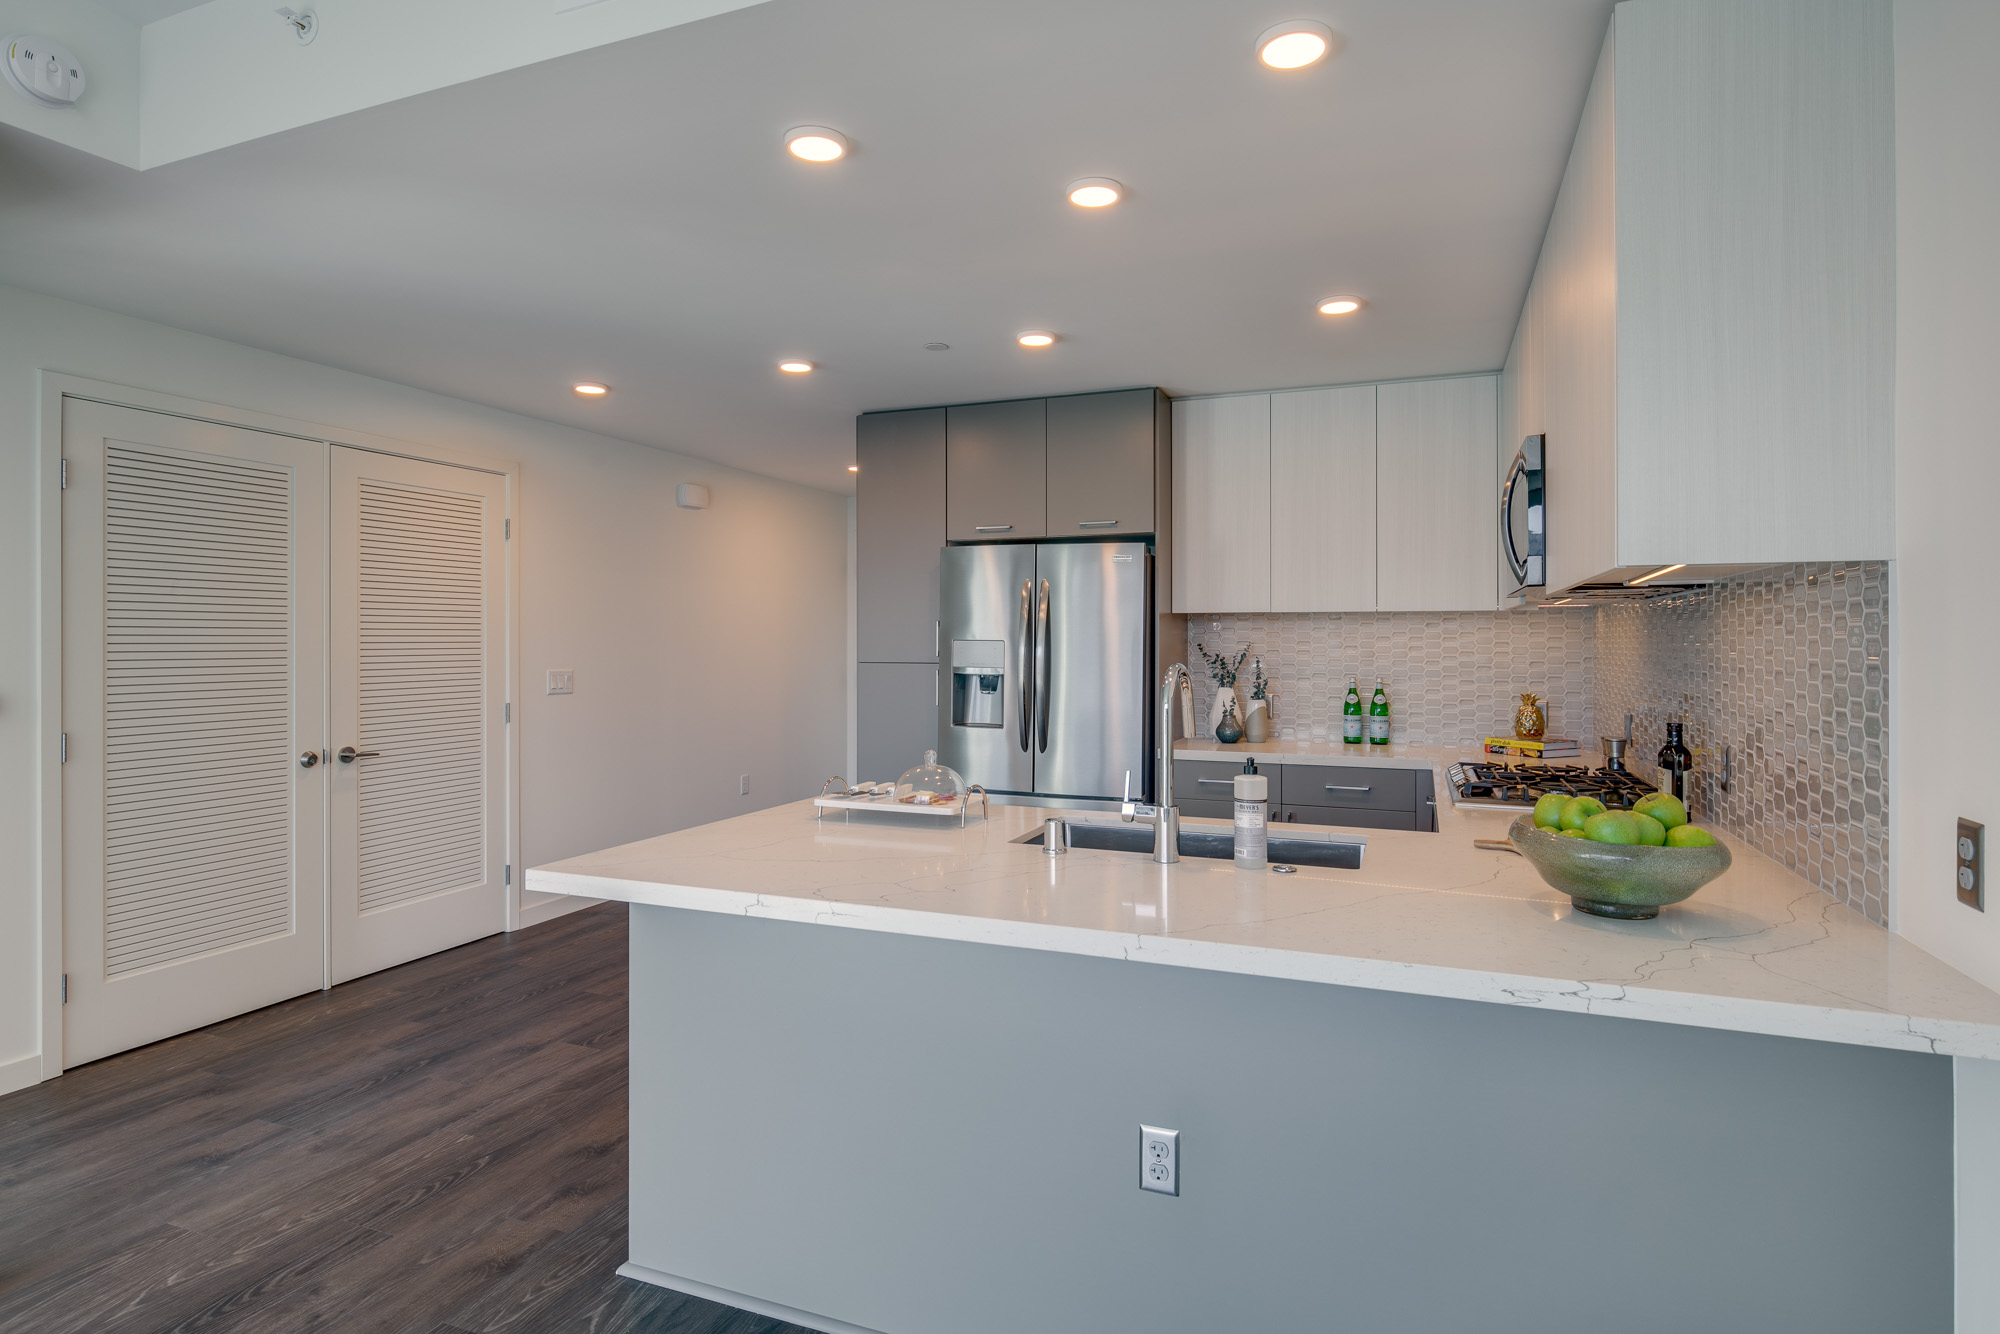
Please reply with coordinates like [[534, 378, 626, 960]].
[[1501, 434, 1545, 596]]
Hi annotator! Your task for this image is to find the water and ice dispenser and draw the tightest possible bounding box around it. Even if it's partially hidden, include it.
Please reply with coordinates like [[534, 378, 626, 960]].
[[950, 640, 1006, 729]]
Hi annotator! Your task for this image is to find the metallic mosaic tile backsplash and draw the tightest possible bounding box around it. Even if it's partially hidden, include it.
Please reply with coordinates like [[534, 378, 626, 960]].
[[1593, 563, 1890, 924], [1184, 611, 1597, 748]]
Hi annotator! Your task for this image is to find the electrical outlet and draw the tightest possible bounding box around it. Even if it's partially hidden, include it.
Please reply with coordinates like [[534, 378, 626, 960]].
[[739, 773, 750, 796], [1959, 819, 1984, 911], [1140, 1125, 1178, 1196], [545, 669, 574, 696]]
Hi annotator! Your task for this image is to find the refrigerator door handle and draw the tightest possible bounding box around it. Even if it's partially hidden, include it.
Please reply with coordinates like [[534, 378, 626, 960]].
[[1035, 578, 1051, 754], [1017, 577, 1034, 753]]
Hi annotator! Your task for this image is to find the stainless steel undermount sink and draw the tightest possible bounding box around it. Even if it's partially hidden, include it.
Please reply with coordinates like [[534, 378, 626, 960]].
[[1017, 821, 1364, 869]]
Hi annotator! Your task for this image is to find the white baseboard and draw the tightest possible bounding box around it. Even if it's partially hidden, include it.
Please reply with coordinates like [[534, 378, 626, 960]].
[[516, 892, 601, 930], [617, 1262, 886, 1334], [0, 1051, 48, 1098]]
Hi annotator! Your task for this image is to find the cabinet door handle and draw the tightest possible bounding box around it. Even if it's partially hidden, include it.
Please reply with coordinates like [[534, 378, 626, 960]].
[[975, 525, 1013, 533], [1077, 519, 1119, 528], [1195, 778, 1234, 786], [1324, 784, 1371, 793]]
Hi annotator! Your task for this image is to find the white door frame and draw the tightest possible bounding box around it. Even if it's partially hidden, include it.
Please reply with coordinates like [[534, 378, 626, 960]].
[[34, 371, 525, 1083]]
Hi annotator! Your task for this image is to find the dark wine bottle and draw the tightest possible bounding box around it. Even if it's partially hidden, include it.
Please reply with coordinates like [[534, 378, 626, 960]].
[[1656, 722, 1693, 802]]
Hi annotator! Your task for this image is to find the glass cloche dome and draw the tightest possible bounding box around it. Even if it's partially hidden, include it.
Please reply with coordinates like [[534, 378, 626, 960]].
[[896, 750, 967, 805]]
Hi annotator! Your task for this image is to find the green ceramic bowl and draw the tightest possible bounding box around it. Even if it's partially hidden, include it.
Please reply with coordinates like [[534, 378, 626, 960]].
[[1507, 815, 1732, 919]]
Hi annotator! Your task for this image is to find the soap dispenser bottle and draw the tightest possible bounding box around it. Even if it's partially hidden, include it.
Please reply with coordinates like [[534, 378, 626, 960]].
[[1233, 758, 1268, 870]]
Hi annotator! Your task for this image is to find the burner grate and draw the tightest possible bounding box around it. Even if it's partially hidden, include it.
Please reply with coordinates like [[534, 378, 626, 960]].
[[1448, 761, 1660, 811]]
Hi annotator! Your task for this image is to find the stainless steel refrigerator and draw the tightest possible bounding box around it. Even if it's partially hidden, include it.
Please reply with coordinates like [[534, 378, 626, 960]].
[[937, 541, 1152, 803]]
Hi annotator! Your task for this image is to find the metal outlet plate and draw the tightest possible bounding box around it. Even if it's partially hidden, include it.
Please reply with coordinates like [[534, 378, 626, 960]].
[[1959, 818, 1984, 911], [1140, 1124, 1178, 1196]]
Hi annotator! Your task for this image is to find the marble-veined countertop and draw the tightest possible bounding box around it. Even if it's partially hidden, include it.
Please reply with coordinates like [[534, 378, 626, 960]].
[[530, 761, 2000, 1059]]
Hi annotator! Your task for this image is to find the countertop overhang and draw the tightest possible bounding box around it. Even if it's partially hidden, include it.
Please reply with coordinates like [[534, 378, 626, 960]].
[[530, 765, 2000, 1060]]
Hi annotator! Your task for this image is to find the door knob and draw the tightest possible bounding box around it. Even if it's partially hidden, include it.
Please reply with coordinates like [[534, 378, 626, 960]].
[[337, 745, 381, 763], [298, 750, 321, 769]]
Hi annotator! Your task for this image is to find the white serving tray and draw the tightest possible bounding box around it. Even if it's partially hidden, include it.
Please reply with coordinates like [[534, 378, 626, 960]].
[[813, 782, 989, 827]]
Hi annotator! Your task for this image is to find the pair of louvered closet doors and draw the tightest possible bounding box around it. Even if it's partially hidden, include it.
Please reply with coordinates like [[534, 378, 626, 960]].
[[61, 399, 509, 1067]]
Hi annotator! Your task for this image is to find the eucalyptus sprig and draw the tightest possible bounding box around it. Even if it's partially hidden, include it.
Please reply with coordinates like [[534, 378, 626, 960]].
[[1195, 641, 1249, 688], [1249, 658, 1269, 701]]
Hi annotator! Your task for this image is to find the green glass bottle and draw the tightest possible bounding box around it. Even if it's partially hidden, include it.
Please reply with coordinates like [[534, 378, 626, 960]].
[[1342, 677, 1363, 744], [1367, 679, 1390, 745]]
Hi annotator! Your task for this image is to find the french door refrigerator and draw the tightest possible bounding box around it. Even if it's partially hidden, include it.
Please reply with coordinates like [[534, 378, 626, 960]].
[[937, 541, 1152, 803]]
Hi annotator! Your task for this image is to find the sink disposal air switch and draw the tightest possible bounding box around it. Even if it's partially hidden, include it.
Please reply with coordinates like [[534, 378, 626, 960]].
[[1233, 761, 1268, 870]]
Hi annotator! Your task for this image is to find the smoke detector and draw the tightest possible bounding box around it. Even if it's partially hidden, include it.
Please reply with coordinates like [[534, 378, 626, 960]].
[[3, 35, 85, 108], [274, 7, 317, 44]]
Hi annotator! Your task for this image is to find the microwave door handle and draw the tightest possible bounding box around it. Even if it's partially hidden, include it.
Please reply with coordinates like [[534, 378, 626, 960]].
[[1035, 578, 1051, 754], [1017, 577, 1033, 753], [1501, 453, 1528, 585]]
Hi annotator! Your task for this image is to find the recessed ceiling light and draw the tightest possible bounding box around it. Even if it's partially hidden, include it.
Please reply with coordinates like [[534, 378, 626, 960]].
[[778, 359, 814, 374], [785, 126, 848, 162], [573, 382, 608, 396], [1016, 331, 1057, 348], [1257, 20, 1337, 69], [1067, 177, 1122, 208], [1316, 297, 1364, 316], [848, 465, 860, 472]]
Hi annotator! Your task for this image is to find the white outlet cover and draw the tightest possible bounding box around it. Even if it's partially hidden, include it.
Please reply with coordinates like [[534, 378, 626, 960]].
[[1140, 1125, 1178, 1196], [546, 668, 574, 695]]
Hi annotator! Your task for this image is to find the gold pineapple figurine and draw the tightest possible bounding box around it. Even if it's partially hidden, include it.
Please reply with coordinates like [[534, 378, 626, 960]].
[[1513, 693, 1546, 740]]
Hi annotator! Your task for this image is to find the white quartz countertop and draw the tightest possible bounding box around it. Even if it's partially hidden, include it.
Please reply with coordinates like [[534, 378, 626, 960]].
[[1174, 738, 1603, 768], [530, 771, 2000, 1059]]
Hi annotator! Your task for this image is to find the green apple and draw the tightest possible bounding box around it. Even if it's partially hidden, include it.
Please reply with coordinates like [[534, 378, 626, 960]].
[[1533, 792, 1571, 830], [1666, 824, 1718, 848], [1583, 811, 1643, 845], [1558, 796, 1607, 832], [1633, 792, 1689, 831], [1632, 812, 1668, 846], [1560, 828, 1588, 838]]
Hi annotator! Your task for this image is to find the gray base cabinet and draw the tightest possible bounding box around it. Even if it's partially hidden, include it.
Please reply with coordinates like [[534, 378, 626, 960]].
[[1170, 758, 1437, 832], [858, 663, 939, 784]]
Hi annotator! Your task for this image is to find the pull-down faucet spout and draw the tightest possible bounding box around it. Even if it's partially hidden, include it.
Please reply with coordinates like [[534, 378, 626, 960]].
[[1155, 664, 1193, 863]]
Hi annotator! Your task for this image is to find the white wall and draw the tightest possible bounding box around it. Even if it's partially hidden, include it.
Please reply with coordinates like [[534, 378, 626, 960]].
[[0, 282, 849, 1090], [1891, 1, 2000, 992]]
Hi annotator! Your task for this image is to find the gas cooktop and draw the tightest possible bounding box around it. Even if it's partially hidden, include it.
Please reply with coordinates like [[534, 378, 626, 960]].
[[1446, 760, 1660, 812]]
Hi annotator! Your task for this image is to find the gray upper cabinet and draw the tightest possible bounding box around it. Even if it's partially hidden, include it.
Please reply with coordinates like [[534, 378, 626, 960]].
[[1046, 390, 1157, 537], [857, 408, 946, 663], [947, 399, 1047, 541]]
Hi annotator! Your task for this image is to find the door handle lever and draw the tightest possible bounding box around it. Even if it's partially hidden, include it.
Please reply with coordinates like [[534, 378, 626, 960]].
[[337, 745, 381, 763]]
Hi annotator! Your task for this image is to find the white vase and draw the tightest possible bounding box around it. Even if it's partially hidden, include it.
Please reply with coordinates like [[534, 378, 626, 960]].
[[1243, 698, 1270, 744]]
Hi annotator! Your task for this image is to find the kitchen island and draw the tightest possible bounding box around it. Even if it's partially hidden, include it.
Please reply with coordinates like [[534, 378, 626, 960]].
[[530, 771, 1996, 1334]]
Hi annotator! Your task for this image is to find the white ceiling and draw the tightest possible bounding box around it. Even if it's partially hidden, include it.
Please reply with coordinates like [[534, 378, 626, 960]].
[[92, 0, 210, 24], [0, 0, 1612, 492]]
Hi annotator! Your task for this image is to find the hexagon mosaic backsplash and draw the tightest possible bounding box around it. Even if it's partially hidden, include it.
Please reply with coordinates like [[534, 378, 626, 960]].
[[1595, 562, 1890, 924], [1184, 610, 1598, 750], [1185, 561, 1890, 923]]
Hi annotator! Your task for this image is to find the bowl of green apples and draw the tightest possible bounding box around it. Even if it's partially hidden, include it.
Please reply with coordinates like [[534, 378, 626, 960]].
[[1507, 792, 1731, 920]]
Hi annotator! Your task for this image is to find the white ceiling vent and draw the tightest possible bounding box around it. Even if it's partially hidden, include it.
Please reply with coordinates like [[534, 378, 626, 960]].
[[3, 35, 85, 108]]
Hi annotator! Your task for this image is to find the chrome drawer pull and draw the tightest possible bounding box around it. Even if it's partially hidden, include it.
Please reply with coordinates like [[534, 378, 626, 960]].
[[1077, 519, 1119, 528], [974, 524, 1013, 532], [1195, 777, 1234, 786], [1324, 784, 1371, 793]]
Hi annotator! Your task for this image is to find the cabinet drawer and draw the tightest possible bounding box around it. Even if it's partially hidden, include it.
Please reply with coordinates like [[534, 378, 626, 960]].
[[1173, 759, 1255, 801], [1280, 764, 1417, 812], [1278, 806, 1416, 832], [1174, 797, 1236, 822]]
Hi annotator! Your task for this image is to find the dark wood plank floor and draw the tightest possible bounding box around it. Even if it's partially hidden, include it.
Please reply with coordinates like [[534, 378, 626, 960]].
[[0, 903, 812, 1334]]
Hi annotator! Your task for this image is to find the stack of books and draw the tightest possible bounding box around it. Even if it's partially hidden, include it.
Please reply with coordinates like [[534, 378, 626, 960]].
[[1484, 736, 1582, 758]]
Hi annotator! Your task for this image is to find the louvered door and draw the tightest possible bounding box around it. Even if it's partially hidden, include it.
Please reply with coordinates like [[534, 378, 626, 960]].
[[61, 400, 328, 1067], [328, 447, 508, 983]]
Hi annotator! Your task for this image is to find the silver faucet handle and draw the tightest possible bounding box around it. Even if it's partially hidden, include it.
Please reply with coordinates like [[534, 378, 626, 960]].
[[1121, 769, 1138, 822]]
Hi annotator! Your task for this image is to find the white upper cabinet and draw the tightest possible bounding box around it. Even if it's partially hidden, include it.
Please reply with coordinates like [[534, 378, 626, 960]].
[[1174, 376, 1498, 614], [1502, 1, 1895, 593], [1376, 377, 1498, 611], [1270, 385, 1375, 613], [1174, 394, 1271, 613]]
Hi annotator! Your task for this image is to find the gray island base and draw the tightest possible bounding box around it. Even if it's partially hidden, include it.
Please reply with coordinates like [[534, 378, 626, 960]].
[[530, 796, 1982, 1334]]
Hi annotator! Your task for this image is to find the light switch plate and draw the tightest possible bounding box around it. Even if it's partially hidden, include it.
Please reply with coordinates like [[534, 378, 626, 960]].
[[546, 669, 574, 696], [1140, 1125, 1178, 1196]]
